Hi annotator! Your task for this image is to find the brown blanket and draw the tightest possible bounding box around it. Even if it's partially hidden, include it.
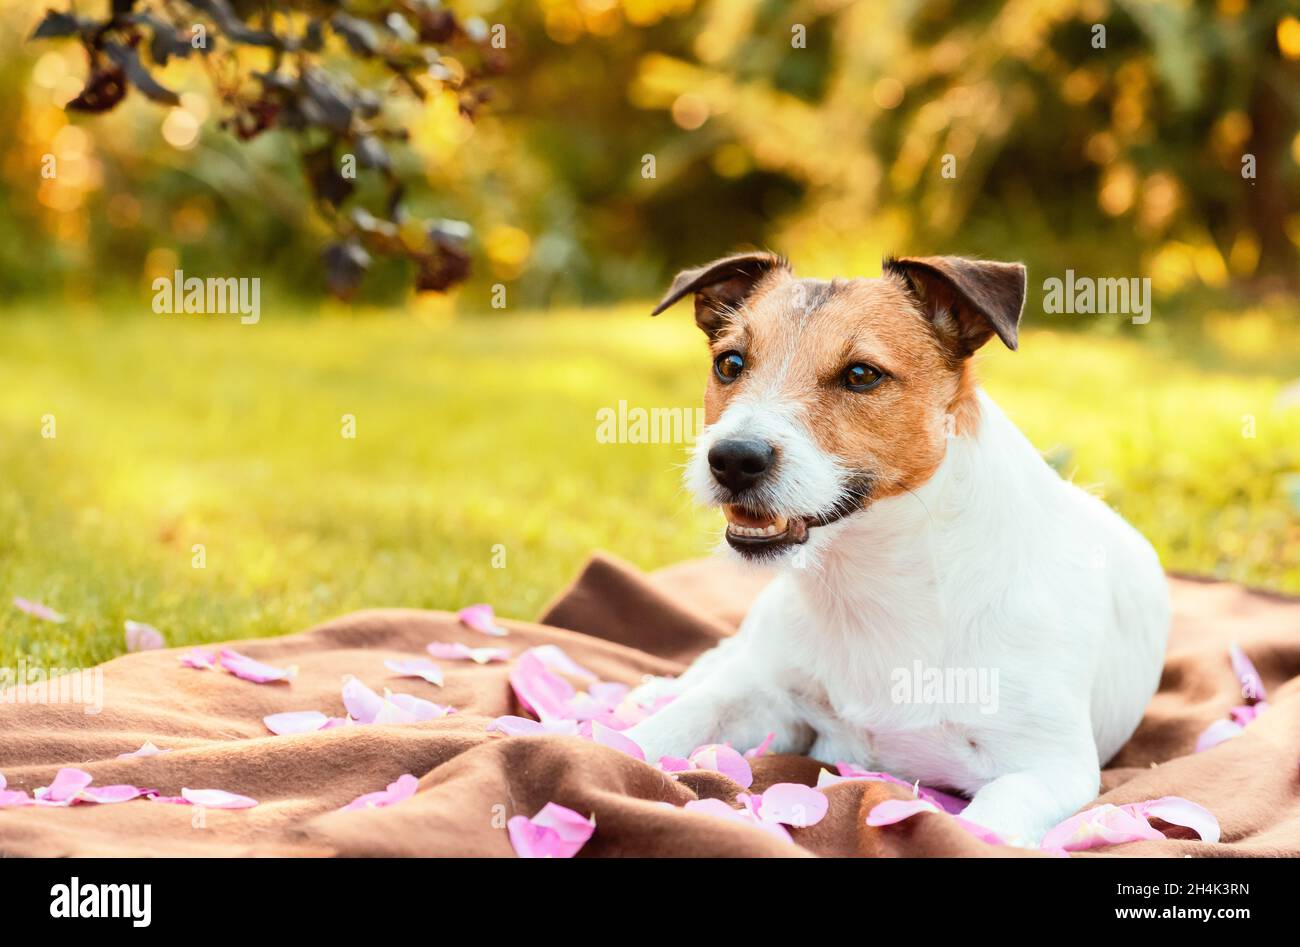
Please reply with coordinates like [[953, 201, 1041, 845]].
[[1, 555, 1297, 857]]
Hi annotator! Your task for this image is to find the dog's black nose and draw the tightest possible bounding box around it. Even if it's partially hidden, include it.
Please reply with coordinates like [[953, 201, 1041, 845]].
[[708, 438, 775, 493]]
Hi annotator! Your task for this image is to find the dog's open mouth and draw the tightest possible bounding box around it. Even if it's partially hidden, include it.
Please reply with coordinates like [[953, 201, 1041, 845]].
[[722, 503, 863, 553], [723, 505, 808, 548]]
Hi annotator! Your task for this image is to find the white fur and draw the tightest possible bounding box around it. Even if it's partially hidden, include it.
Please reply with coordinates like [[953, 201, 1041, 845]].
[[626, 389, 1170, 845]]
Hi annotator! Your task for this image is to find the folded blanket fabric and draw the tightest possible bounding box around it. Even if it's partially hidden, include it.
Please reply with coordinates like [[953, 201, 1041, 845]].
[[1, 554, 1297, 857]]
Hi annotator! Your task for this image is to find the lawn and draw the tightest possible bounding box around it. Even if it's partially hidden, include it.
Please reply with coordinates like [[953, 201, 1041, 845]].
[[2, 300, 1298, 668]]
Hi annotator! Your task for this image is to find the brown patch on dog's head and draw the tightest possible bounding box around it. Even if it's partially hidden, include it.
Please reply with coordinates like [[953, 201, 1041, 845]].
[[654, 252, 1025, 517]]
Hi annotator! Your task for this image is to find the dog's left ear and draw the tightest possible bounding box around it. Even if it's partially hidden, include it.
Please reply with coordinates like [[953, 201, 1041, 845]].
[[650, 251, 788, 338], [884, 255, 1026, 357]]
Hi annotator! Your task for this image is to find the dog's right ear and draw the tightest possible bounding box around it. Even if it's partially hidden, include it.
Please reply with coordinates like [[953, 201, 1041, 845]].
[[650, 251, 788, 338]]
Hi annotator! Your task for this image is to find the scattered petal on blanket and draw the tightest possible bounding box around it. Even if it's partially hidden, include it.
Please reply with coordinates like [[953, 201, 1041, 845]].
[[342, 676, 386, 723], [744, 732, 776, 759], [865, 798, 1005, 846], [683, 797, 792, 843], [656, 756, 693, 773], [1195, 718, 1245, 753], [527, 644, 598, 683], [487, 715, 582, 737], [124, 620, 165, 652], [1040, 796, 1219, 852], [1229, 643, 1266, 701], [1142, 797, 1222, 844], [35, 767, 94, 805], [688, 743, 754, 789], [739, 783, 829, 827], [384, 658, 445, 687], [180, 788, 258, 809], [427, 641, 510, 664], [457, 604, 509, 637], [118, 741, 168, 759], [264, 711, 331, 735], [830, 762, 968, 814], [382, 691, 456, 723], [219, 648, 297, 684], [180, 647, 217, 670], [343, 676, 455, 725], [591, 721, 645, 760], [78, 784, 147, 804], [0, 773, 29, 808], [13, 597, 66, 623], [507, 802, 596, 858], [341, 774, 420, 812], [509, 651, 577, 722], [1195, 644, 1270, 752]]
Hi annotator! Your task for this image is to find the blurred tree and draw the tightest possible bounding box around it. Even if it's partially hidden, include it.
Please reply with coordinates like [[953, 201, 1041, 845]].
[[29, 0, 504, 298]]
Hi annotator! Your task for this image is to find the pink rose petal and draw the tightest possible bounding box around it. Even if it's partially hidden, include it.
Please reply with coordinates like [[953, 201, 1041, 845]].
[[264, 711, 331, 735], [180, 647, 217, 670], [181, 788, 258, 809], [384, 658, 445, 687], [1139, 796, 1221, 844], [1229, 643, 1266, 701], [13, 597, 66, 623], [0, 789, 33, 808], [590, 721, 645, 760], [341, 773, 420, 812], [487, 715, 581, 737], [865, 798, 1005, 846], [1195, 717, 1245, 752], [742, 782, 828, 827], [342, 676, 387, 724], [832, 762, 968, 814], [35, 767, 94, 805], [688, 743, 753, 789], [656, 755, 693, 773], [744, 732, 776, 759], [457, 604, 509, 637], [682, 797, 793, 843], [219, 647, 296, 683], [79, 784, 146, 804], [383, 690, 455, 723], [427, 641, 510, 664], [124, 620, 165, 652], [527, 644, 598, 683], [118, 741, 168, 759], [507, 802, 596, 858], [509, 651, 577, 722]]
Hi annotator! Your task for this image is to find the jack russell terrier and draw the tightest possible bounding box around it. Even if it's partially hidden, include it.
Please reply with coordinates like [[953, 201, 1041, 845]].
[[624, 252, 1170, 845]]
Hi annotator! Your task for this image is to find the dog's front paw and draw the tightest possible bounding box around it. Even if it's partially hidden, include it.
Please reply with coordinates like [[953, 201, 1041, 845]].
[[626, 673, 684, 710]]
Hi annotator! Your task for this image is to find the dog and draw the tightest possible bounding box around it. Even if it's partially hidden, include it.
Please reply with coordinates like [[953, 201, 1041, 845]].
[[623, 252, 1170, 845]]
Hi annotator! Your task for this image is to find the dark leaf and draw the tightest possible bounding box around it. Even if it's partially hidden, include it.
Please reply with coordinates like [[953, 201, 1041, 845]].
[[300, 70, 355, 134], [30, 10, 92, 39], [322, 240, 371, 300], [129, 13, 197, 66], [303, 146, 354, 207], [415, 242, 472, 292], [66, 65, 128, 113], [189, 0, 281, 48], [104, 42, 180, 105], [301, 20, 324, 53], [331, 14, 381, 57]]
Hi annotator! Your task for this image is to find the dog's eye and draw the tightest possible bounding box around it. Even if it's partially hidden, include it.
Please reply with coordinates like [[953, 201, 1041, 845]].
[[714, 352, 745, 384], [844, 363, 885, 392]]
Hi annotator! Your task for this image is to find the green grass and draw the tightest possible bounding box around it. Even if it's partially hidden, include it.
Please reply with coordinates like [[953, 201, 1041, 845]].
[[2, 301, 1299, 668]]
